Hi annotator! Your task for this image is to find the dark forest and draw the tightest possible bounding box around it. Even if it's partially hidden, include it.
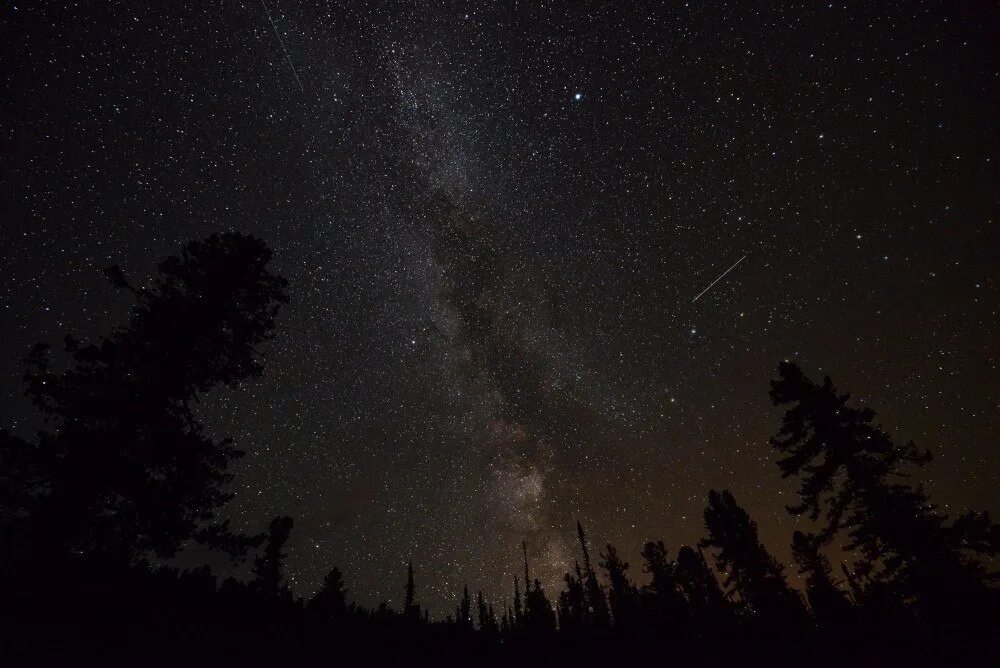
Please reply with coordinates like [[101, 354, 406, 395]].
[[1, 234, 996, 666]]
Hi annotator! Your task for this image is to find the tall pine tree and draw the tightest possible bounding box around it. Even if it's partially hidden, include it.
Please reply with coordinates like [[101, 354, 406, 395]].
[[700, 490, 803, 623], [404, 561, 419, 620], [600, 544, 637, 628], [576, 521, 610, 627], [307, 567, 349, 619], [252, 516, 294, 598], [3, 233, 288, 566], [790, 531, 852, 626], [770, 363, 999, 619]]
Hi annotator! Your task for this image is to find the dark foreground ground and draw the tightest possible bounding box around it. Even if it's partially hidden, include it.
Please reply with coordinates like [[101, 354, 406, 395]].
[[2, 563, 996, 668]]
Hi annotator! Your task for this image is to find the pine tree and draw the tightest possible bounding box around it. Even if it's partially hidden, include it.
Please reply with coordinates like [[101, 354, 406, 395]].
[[642, 540, 699, 630], [477, 589, 486, 630], [576, 521, 610, 627], [557, 563, 587, 631], [252, 516, 294, 597], [523, 579, 557, 635], [523, 541, 531, 594], [769, 363, 1000, 619], [307, 567, 349, 619], [4, 233, 288, 566], [600, 543, 637, 627], [674, 546, 731, 626], [790, 531, 852, 626], [458, 584, 472, 629], [404, 561, 418, 620], [486, 602, 498, 634], [700, 490, 803, 623], [640, 541, 675, 609], [512, 574, 523, 630]]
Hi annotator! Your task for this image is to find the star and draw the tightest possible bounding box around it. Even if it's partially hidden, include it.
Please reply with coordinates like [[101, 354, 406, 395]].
[[2, 0, 995, 621]]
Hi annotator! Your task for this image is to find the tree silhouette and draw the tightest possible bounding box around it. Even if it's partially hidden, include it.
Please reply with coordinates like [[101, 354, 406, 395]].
[[522, 540, 531, 595], [307, 567, 349, 619], [556, 562, 587, 632], [599, 544, 637, 628], [253, 516, 293, 597], [576, 521, 610, 627], [674, 546, 730, 623], [639, 540, 683, 622], [522, 579, 557, 635], [790, 530, 852, 626], [2, 233, 288, 566], [477, 589, 486, 630], [1, 248, 997, 668], [474, 589, 499, 635], [483, 599, 499, 634], [700, 490, 804, 623], [404, 561, 419, 620], [512, 574, 523, 631], [769, 362, 999, 619], [456, 584, 472, 630]]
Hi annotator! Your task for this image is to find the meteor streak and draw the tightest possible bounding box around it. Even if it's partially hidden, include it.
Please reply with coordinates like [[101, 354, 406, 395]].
[[692, 254, 747, 302], [260, 0, 305, 93]]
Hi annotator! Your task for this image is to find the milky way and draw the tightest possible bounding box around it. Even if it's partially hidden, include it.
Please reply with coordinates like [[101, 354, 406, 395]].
[[2, 2, 997, 615]]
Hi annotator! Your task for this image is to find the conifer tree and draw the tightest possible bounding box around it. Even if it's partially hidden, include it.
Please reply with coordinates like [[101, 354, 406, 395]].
[[640, 541, 695, 627], [791, 531, 852, 625], [513, 575, 523, 630], [523, 541, 531, 594], [477, 589, 486, 630], [769, 363, 1000, 618], [557, 563, 587, 631], [576, 521, 610, 627], [252, 516, 294, 597], [458, 584, 472, 629], [600, 543, 637, 627], [404, 561, 418, 620], [700, 490, 803, 622], [640, 540, 675, 611], [3, 233, 288, 566], [307, 567, 349, 619], [556, 590, 570, 630], [486, 602, 498, 634], [675, 546, 730, 622], [523, 579, 557, 635]]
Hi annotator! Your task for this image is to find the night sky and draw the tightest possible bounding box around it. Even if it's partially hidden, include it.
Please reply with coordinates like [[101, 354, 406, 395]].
[[2, 2, 997, 616]]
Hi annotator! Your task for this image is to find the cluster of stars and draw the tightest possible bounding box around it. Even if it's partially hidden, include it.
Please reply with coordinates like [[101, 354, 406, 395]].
[[1, 1, 996, 616]]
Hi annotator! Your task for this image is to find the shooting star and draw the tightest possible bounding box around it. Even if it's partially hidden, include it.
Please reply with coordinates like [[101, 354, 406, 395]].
[[692, 254, 747, 302], [260, 0, 305, 93]]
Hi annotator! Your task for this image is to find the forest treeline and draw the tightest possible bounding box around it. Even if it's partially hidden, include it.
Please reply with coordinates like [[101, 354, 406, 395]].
[[0, 234, 997, 667]]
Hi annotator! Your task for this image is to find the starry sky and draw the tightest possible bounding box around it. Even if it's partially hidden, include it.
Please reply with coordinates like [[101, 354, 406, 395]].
[[2, 2, 997, 616]]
